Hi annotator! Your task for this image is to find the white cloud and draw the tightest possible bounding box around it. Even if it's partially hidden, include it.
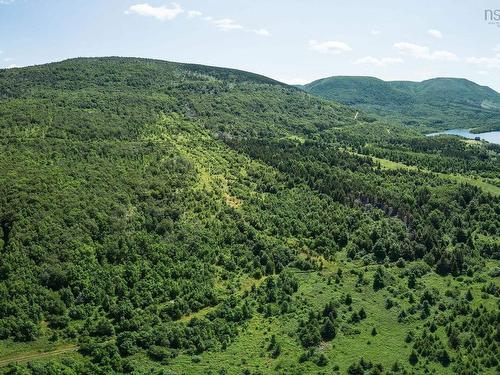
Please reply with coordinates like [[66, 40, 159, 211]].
[[130, 5, 270, 37], [3, 57, 13, 62], [466, 56, 500, 69], [208, 18, 268, 36], [477, 70, 488, 75], [125, 3, 183, 21], [394, 42, 458, 61], [278, 77, 309, 85], [187, 10, 202, 18], [431, 50, 458, 60], [0, 0, 16, 4], [308, 40, 352, 54], [252, 28, 270, 36], [428, 29, 442, 39], [5, 64, 18, 69], [370, 30, 381, 35], [354, 56, 404, 67], [394, 42, 428, 57], [212, 18, 243, 31]]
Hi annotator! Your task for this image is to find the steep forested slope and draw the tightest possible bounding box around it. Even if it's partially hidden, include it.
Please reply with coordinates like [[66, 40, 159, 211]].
[[0, 58, 498, 375], [301, 76, 500, 132]]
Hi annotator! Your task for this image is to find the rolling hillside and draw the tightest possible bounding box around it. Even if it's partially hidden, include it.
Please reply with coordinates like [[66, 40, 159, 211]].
[[0, 58, 498, 375], [301, 76, 500, 132]]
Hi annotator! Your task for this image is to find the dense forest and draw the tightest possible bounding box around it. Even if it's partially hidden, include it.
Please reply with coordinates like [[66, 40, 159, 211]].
[[300, 76, 500, 133], [0, 58, 498, 375]]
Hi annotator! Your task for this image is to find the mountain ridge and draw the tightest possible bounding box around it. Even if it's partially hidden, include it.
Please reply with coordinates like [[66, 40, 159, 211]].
[[301, 75, 500, 95], [300, 75, 500, 132]]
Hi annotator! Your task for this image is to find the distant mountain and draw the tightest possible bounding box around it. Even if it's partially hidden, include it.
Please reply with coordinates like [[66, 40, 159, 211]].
[[301, 76, 500, 132]]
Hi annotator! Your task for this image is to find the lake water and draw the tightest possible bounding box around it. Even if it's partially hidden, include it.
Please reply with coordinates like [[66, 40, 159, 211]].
[[426, 129, 500, 145]]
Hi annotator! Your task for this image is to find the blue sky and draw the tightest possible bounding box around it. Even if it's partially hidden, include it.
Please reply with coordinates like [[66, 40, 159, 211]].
[[1, 0, 500, 90]]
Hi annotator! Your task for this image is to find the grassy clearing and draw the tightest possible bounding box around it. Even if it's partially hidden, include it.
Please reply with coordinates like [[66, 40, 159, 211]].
[[438, 173, 500, 196], [144, 255, 498, 375], [372, 155, 500, 196]]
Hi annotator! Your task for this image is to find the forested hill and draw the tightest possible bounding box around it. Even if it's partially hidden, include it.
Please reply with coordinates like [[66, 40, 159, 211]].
[[300, 76, 500, 132], [0, 58, 499, 375], [0, 57, 357, 140]]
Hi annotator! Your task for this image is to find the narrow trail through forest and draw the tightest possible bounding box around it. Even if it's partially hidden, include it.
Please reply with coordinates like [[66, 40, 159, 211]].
[[0, 344, 78, 367]]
